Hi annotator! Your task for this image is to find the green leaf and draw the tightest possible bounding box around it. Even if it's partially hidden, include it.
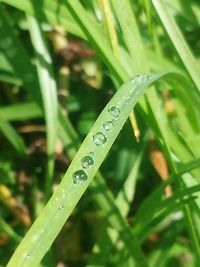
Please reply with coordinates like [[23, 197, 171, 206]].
[[6, 72, 169, 267]]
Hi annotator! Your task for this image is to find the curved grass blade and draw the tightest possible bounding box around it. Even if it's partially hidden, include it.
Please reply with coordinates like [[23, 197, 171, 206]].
[[6, 72, 170, 267], [58, 110, 148, 266]]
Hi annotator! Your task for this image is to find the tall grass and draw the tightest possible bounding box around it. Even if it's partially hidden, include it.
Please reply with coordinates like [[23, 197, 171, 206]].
[[0, 1, 199, 266]]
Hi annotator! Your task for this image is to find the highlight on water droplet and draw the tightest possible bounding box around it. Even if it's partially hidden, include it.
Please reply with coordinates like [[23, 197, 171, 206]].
[[58, 205, 64, 210], [25, 254, 31, 260], [103, 121, 114, 131], [131, 75, 142, 84], [73, 170, 88, 184], [147, 75, 152, 80], [81, 156, 94, 169], [125, 95, 131, 104], [93, 132, 106, 146], [108, 106, 120, 118]]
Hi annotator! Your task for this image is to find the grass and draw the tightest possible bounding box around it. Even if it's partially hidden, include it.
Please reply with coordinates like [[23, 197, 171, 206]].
[[0, 0, 200, 266]]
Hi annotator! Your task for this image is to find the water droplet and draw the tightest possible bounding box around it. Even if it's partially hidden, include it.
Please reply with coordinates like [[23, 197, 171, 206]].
[[25, 254, 31, 260], [58, 205, 64, 210], [88, 151, 95, 157], [73, 170, 87, 184], [103, 121, 114, 131], [93, 132, 106, 146], [131, 75, 142, 84], [125, 96, 131, 104], [147, 75, 152, 80], [108, 106, 120, 117], [81, 156, 94, 169]]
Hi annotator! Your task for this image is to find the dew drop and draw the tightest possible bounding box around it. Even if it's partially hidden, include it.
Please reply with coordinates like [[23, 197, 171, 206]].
[[58, 205, 64, 210], [108, 106, 120, 117], [125, 96, 131, 104], [147, 75, 152, 80], [131, 75, 142, 84], [103, 121, 114, 131], [81, 156, 94, 169], [93, 132, 106, 146], [88, 151, 95, 157], [25, 254, 31, 260], [73, 170, 87, 184]]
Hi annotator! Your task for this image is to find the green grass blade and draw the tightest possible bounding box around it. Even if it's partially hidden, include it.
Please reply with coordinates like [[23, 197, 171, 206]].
[[6, 72, 168, 267], [87, 148, 144, 266], [111, 0, 146, 72], [0, 5, 38, 91], [0, 118, 26, 154], [0, 102, 43, 121], [65, 0, 128, 83], [27, 15, 58, 200], [0, 218, 22, 244], [151, 0, 200, 92], [58, 109, 148, 266]]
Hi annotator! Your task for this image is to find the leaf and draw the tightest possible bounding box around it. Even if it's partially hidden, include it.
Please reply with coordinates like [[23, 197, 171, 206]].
[[6, 72, 170, 267]]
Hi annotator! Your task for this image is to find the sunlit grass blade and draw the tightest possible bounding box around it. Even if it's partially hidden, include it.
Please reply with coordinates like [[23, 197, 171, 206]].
[[151, 0, 200, 92], [27, 15, 58, 200], [111, 0, 146, 73], [6, 72, 170, 267], [65, 0, 128, 83]]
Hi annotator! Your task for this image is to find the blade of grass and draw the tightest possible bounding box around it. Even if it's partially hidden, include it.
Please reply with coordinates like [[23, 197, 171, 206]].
[[0, 118, 26, 154], [111, 0, 147, 73], [0, 5, 38, 92], [27, 15, 58, 201], [0, 102, 43, 121], [151, 0, 200, 92], [65, 0, 128, 83], [6, 72, 170, 267], [87, 147, 144, 267], [0, 218, 22, 244]]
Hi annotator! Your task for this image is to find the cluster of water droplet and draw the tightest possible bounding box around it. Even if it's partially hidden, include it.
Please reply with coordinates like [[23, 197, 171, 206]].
[[131, 74, 152, 84], [25, 254, 31, 260], [72, 152, 95, 184], [72, 105, 121, 184], [72, 74, 153, 185]]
